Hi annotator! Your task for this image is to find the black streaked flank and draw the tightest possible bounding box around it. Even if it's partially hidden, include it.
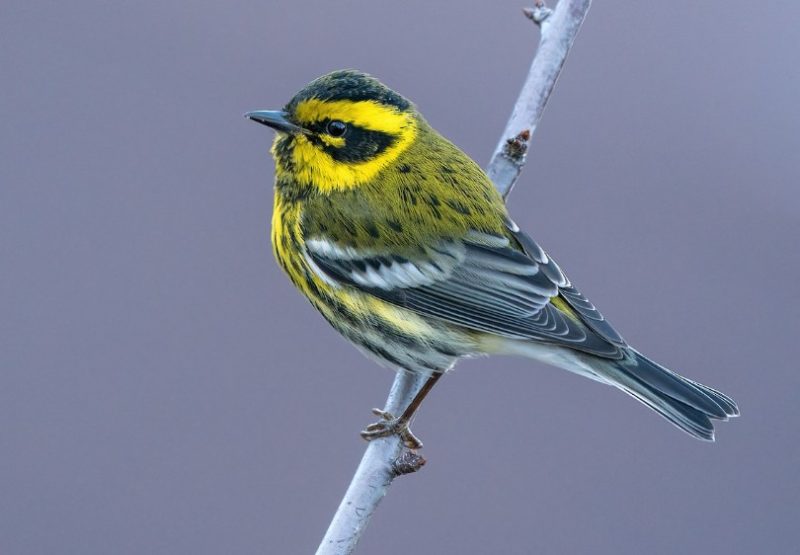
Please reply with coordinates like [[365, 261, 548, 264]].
[[374, 321, 422, 349], [360, 341, 408, 369]]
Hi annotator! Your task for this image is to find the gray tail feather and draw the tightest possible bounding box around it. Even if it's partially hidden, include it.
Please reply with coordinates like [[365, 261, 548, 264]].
[[599, 349, 740, 441]]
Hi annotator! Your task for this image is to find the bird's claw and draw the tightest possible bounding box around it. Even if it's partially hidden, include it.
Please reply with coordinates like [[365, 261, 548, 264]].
[[360, 409, 423, 449]]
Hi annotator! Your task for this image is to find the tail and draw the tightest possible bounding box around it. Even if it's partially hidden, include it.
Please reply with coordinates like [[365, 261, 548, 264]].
[[595, 349, 740, 441]]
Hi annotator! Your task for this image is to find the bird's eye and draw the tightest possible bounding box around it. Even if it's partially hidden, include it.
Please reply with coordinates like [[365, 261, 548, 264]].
[[326, 120, 347, 137]]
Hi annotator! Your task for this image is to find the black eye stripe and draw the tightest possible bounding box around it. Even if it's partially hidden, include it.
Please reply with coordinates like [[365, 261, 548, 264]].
[[301, 118, 398, 163], [323, 125, 397, 163]]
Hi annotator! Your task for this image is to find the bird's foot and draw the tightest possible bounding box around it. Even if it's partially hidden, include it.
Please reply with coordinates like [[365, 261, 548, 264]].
[[360, 408, 422, 449]]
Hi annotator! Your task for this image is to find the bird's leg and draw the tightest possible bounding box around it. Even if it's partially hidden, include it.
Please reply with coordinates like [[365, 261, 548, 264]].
[[360, 372, 442, 449]]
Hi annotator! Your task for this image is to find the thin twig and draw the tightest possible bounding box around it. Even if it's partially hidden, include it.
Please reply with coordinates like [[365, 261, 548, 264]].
[[314, 2, 592, 553], [315, 370, 432, 553], [489, 0, 592, 199]]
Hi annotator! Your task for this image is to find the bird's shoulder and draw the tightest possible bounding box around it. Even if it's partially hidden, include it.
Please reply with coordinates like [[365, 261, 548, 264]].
[[301, 127, 509, 255]]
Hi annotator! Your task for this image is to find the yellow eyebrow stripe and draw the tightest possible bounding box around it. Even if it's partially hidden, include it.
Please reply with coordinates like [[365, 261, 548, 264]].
[[294, 99, 411, 134]]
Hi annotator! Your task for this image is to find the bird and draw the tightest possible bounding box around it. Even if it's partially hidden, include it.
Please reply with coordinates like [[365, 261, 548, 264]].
[[245, 69, 738, 448]]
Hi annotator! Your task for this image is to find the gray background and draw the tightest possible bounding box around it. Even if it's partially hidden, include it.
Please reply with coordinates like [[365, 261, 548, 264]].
[[2, 1, 798, 553]]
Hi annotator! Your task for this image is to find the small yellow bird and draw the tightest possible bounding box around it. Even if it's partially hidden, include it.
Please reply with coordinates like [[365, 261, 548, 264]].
[[246, 70, 738, 447]]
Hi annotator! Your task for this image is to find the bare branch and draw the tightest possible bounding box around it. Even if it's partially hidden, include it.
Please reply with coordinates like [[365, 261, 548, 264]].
[[488, 0, 592, 199], [314, 2, 592, 553], [315, 370, 432, 554]]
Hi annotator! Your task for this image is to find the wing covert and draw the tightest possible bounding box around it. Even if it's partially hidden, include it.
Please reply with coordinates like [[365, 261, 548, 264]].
[[505, 217, 626, 347], [305, 226, 625, 359]]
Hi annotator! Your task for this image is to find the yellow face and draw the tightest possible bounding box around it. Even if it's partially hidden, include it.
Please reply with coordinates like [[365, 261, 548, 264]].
[[271, 97, 418, 193]]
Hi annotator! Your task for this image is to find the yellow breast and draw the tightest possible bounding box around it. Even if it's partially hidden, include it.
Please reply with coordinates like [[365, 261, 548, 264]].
[[271, 191, 440, 340]]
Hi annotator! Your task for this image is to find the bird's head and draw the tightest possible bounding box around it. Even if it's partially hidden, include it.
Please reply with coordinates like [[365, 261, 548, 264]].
[[246, 70, 419, 193]]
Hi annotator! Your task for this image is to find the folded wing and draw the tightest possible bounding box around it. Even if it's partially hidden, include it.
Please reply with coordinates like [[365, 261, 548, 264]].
[[305, 224, 626, 359]]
